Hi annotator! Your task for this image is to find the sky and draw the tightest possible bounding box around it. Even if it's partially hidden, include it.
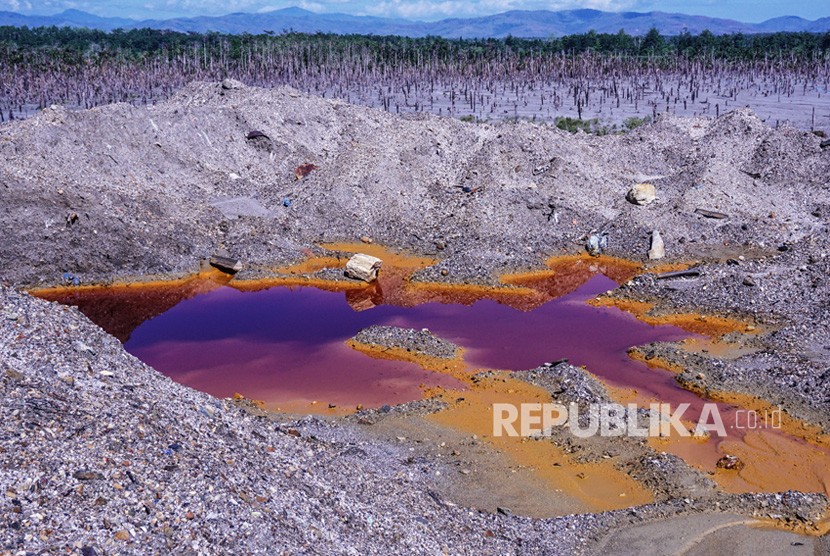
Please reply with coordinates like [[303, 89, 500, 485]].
[[1, 0, 827, 23]]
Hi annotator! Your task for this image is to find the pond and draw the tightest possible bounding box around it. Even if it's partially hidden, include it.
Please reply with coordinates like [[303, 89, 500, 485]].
[[37, 270, 691, 411], [34, 254, 830, 496]]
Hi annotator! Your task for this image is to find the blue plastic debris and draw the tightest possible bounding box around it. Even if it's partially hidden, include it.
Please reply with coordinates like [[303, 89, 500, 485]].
[[282, 197, 292, 208]]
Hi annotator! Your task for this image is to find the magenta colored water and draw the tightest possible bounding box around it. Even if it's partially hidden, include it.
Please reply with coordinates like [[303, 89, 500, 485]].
[[118, 275, 696, 410]]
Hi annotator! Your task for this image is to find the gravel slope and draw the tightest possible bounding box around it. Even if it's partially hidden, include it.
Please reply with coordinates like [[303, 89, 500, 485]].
[[0, 81, 826, 288]]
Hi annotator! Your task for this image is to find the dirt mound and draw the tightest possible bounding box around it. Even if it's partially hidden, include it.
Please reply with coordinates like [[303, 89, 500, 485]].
[[1, 81, 826, 288]]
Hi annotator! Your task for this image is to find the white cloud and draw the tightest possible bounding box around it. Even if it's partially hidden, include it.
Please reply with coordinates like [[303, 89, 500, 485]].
[[297, 0, 325, 11], [2, 0, 34, 11], [366, 0, 477, 19], [256, 4, 283, 12]]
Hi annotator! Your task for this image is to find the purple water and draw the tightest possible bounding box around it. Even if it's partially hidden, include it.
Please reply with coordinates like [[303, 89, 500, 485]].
[[120, 275, 691, 409]]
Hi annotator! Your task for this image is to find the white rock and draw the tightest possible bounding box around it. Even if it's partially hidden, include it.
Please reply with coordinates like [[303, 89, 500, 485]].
[[627, 183, 657, 205], [648, 230, 665, 260], [344, 253, 383, 283]]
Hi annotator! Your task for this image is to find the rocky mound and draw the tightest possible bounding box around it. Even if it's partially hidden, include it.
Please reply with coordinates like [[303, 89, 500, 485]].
[[0, 81, 826, 289]]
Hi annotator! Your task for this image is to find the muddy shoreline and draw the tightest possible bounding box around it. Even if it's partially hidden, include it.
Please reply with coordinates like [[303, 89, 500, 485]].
[[2, 81, 830, 553]]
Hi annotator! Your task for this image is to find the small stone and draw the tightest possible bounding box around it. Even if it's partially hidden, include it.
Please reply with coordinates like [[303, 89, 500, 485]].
[[221, 78, 244, 90], [435, 240, 446, 250], [113, 531, 129, 541], [626, 183, 657, 205], [742, 276, 756, 286], [586, 233, 608, 257], [74, 342, 95, 355], [648, 230, 665, 260], [210, 254, 243, 274], [440, 269, 449, 276], [73, 470, 104, 481], [359, 235, 373, 244], [294, 163, 317, 180], [716, 454, 745, 470]]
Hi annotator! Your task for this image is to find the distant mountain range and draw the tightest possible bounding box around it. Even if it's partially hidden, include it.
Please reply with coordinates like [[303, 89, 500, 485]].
[[1, 7, 829, 38]]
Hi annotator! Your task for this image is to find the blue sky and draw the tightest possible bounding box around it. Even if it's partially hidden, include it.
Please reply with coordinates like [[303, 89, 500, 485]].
[[1, 0, 826, 22]]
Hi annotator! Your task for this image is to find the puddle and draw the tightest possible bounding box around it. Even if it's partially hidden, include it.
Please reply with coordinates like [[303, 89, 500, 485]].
[[33, 250, 830, 503], [36, 271, 689, 411]]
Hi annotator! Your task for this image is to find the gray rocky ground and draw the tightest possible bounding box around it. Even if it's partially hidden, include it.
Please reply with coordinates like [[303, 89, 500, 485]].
[[1, 81, 830, 553]]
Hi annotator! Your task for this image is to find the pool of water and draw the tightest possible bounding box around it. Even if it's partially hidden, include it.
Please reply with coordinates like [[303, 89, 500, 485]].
[[36, 261, 830, 496], [43, 273, 694, 410]]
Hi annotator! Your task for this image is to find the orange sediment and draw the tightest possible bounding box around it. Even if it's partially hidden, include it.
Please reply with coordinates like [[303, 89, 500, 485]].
[[29, 266, 234, 296], [588, 296, 757, 338], [680, 387, 830, 448], [653, 427, 830, 498], [347, 340, 467, 376], [425, 373, 654, 512], [501, 254, 641, 290], [604, 299, 830, 497], [596, 379, 830, 499], [30, 268, 234, 343], [626, 349, 687, 374], [319, 242, 436, 270], [351, 339, 654, 513]]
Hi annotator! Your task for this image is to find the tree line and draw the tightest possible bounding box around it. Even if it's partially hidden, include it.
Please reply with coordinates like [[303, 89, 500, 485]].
[[1, 26, 829, 63], [1, 25, 828, 125]]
